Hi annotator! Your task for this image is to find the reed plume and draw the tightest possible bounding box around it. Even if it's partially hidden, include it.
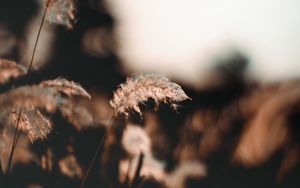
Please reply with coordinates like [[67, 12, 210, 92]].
[[4, 0, 77, 174], [40, 78, 91, 99], [9, 108, 52, 142], [110, 73, 191, 117], [80, 73, 190, 188], [0, 86, 61, 113], [1, 78, 91, 111], [0, 59, 27, 84], [44, 0, 76, 29], [0, 78, 90, 142]]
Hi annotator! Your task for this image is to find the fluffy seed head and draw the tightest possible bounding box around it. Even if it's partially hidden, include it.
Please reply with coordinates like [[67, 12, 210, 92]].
[[0, 78, 91, 142], [0, 86, 62, 113], [9, 108, 52, 142], [44, 0, 76, 29], [0, 59, 27, 84], [110, 73, 191, 117], [40, 78, 91, 99]]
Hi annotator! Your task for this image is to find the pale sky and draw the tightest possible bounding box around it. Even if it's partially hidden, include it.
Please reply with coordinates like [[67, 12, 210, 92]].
[[107, 0, 300, 87]]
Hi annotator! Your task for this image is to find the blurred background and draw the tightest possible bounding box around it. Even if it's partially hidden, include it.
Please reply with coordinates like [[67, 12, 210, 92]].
[[108, 0, 300, 86], [0, 0, 299, 187]]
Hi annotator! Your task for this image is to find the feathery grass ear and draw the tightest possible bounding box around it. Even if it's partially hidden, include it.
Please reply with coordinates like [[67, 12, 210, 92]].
[[44, 0, 76, 29], [0, 86, 62, 113], [80, 74, 189, 187], [0, 78, 90, 116], [0, 59, 27, 85], [0, 78, 90, 142], [9, 108, 52, 142], [39, 78, 91, 99], [110, 73, 191, 117]]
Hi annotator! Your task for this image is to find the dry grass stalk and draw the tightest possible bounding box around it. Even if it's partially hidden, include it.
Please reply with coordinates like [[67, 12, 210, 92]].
[[0, 59, 27, 84], [3, 0, 77, 175], [110, 73, 191, 117], [40, 78, 91, 99], [5, 0, 51, 173], [44, 0, 76, 29]]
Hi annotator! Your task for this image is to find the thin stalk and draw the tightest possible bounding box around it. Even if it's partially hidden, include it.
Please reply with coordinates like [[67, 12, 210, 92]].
[[122, 159, 133, 187], [0, 156, 4, 187], [6, 0, 50, 174], [80, 112, 116, 188], [6, 109, 22, 173], [27, 0, 50, 76], [130, 153, 144, 188], [0, 155, 3, 177]]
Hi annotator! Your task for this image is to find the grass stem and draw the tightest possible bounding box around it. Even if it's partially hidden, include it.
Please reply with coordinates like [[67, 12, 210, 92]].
[[80, 112, 116, 188], [6, 0, 50, 174]]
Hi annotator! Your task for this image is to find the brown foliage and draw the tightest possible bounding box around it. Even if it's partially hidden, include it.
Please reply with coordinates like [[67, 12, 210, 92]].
[[234, 82, 300, 167]]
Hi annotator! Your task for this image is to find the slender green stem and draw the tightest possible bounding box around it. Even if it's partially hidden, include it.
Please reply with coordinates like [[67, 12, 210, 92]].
[[80, 112, 116, 188], [6, 0, 50, 174]]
